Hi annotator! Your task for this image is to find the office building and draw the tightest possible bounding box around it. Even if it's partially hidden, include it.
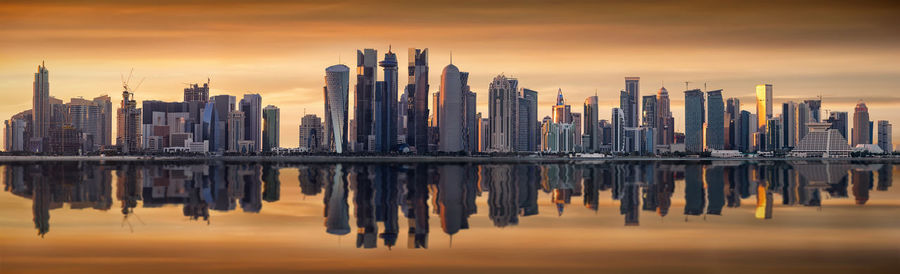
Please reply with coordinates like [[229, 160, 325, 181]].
[[571, 112, 582, 148], [877, 120, 892, 153], [798, 101, 811, 141], [227, 111, 245, 153], [239, 94, 262, 152], [355, 49, 377, 151], [766, 117, 782, 151], [464, 74, 477, 153], [299, 113, 324, 152], [611, 108, 625, 153], [488, 75, 518, 152], [804, 99, 822, 122], [583, 96, 599, 152], [782, 101, 798, 149], [117, 90, 141, 153], [31, 62, 50, 152], [684, 89, 705, 153], [438, 63, 465, 152], [375, 47, 399, 152], [706, 90, 724, 150], [725, 98, 740, 150], [622, 77, 640, 127], [852, 101, 871, 146], [262, 105, 279, 152], [827, 111, 849, 140], [183, 82, 210, 103], [4, 118, 27, 151], [518, 88, 539, 152], [756, 84, 773, 133], [325, 64, 350, 153], [406, 48, 429, 153]]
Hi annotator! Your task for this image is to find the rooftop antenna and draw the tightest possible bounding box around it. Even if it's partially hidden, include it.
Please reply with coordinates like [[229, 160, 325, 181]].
[[449, 51, 452, 65], [703, 82, 708, 91], [684, 81, 691, 90], [388, 44, 392, 53]]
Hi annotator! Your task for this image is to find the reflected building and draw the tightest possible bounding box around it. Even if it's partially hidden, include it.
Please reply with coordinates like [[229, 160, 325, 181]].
[[324, 165, 350, 235]]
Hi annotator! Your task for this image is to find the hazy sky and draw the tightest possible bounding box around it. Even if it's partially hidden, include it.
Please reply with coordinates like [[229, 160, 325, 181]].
[[2, 0, 899, 148]]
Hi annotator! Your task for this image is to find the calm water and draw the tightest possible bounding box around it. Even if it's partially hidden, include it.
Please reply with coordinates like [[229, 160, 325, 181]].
[[1, 161, 898, 273]]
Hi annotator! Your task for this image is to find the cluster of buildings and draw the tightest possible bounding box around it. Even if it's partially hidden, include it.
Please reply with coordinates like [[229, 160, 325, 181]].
[[4, 62, 282, 155], [4, 57, 895, 156]]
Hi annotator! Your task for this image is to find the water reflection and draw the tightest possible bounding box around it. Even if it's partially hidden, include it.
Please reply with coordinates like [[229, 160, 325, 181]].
[[2, 161, 895, 244]]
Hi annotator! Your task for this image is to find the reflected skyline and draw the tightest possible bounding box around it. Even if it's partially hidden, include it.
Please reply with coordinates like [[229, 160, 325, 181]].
[[3, 161, 896, 245]]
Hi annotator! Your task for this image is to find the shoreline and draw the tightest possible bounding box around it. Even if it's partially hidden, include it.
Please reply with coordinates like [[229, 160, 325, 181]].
[[1, 155, 898, 164]]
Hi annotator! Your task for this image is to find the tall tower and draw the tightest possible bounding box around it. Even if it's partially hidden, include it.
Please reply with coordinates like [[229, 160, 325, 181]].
[[706, 90, 724, 150], [33, 62, 50, 140], [438, 64, 464, 152], [355, 49, 377, 152], [684, 89, 705, 153], [377, 47, 399, 151], [262, 105, 280, 152], [656, 86, 672, 145], [583, 96, 599, 152], [488, 74, 518, 152], [406, 48, 429, 153], [852, 101, 871, 146], [325, 64, 350, 153], [624, 77, 640, 128], [239, 94, 262, 152], [756, 84, 773, 131]]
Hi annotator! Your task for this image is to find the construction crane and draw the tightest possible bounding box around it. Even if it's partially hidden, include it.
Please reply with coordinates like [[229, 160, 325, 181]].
[[120, 68, 145, 94]]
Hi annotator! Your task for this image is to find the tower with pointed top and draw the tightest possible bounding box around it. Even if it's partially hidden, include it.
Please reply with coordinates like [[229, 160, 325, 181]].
[[33, 62, 50, 144]]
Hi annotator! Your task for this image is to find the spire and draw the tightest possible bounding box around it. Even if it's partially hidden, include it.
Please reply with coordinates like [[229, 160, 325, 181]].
[[556, 88, 565, 105], [449, 51, 452, 65], [388, 44, 392, 53]]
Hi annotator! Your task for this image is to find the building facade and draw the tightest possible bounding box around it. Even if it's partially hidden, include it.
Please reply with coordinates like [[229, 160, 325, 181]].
[[262, 105, 279, 152]]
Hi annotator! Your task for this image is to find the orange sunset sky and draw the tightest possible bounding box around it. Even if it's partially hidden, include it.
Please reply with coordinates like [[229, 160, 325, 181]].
[[1, 0, 899, 148]]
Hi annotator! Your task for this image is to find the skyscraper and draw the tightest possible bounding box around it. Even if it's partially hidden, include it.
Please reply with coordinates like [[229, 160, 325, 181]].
[[684, 89, 705, 153], [656, 86, 673, 145], [798, 101, 810, 142], [583, 96, 599, 152], [464, 73, 477, 153], [827, 111, 849, 140], [641, 95, 657, 129], [488, 75, 518, 152], [355, 49, 377, 152], [518, 88, 538, 152], [706, 90, 724, 150], [239, 94, 262, 152], [117, 90, 141, 153], [32, 62, 50, 143], [781, 101, 798, 149], [227, 111, 245, 152], [262, 105, 279, 152], [877, 120, 892, 153], [406, 48, 429, 153], [438, 63, 464, 152], [804, 99, 822, 122], [740, 110, 753, 152], [376, 47, 398, 152], [611, 108, 625, 152], [852, 101, 871, 146], [93, 95, 113, 147], [325, 64, 350, 153], [300, 114, 324, 152], [183, 82, 210, 103], [623, 77, 640, 128], [571, 112, 582, 148], [756, 84, 773, 132], [725, 98, 740, 150]]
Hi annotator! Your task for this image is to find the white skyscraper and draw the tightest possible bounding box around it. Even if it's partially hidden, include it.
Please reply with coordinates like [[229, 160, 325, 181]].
[[325, 64, 350, 153]]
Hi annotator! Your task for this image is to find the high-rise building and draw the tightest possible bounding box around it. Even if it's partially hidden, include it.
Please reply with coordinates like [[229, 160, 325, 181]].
[[852, 101, 871, 146], [781, 101, 798, 149], [355, 49, 377, 152], [406, 48, 429, 153], [209, 95, 235, 152], [877, 120, 892, 153], [32, 62, 50, 147], [518, 88, 539, 152], [827, 111, 849, 141], [739, 110, 754, 152], [641, 95, 657, 129], [583, 96, 599, 152], [656, 87, 673, 145], [117, 90, 141, 153], [299, 114, 324, 152], [706, 90, 724, 150], [611, 108, 625, 152], [684, 89, 705, 153], [756, 84, 773, 132], [804, 99, 822, 122], [239, 94, 262, 152], [571, 112, 582, 148], [623, 77, 640, 128], [476, 114, 489, 152], [93, 95, 113, 147], [4, 117, 27, 152], [262, 105, 279, 152], [464, 78, 477, 154], [376, 47, 399, 152], [766, 117, 782, 150], [725, 98, 740, 150], [325, 64, 350, 153], [227, 111, 246, 152], [798, 102, 811, 142], [488, 75, 518, 152], [183, 82, 210, 103], [438, 63, 465, 152]]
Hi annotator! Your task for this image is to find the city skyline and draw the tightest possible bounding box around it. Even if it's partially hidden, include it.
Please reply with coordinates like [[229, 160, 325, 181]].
[[2, 0, 899, 149]]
